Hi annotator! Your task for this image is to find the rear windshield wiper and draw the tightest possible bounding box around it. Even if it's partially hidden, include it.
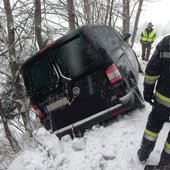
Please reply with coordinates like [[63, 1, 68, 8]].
[[52, 64, 72, 81]]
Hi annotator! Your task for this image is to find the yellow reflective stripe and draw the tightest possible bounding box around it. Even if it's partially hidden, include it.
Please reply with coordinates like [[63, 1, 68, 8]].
[[164, 141, 170, 154], [153, 35, 156, 41], [156, 91, 170, 103], [149, 31, 156, 38], [144, 129, 158, 138], [165, 141, 170, 150], [144, 75, 159, 81]]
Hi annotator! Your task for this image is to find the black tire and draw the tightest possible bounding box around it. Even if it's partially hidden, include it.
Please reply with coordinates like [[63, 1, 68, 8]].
[[133, 82, 145, 109]]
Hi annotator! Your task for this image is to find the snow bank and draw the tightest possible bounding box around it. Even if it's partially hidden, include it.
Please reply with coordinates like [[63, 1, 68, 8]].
[[8, 150, 56, 170], [8, 127, 64, 170], [33, 127, 63, 156]]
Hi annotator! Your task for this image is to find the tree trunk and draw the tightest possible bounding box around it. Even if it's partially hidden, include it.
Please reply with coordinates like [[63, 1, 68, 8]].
[[3, 0, 31, 130], [67, 0, 76, 31], [0, 99, 20, 153], [104, 0, 110, 25], [108, 0, 114, 26], [34, 0, 43, 49], [3, 0, 15, 59], [122, 0, 130, 33], [83, 0, 91, 24], [131, 0, 144, 47]]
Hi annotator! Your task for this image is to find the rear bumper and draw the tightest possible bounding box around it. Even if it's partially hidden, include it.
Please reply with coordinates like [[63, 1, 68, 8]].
[[53, 88, 135, 137]]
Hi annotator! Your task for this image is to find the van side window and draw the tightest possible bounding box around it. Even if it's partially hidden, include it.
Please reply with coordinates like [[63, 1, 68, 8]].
[[121, 45, 138, 71], [111, 48, 124, 63], [92, 27, 120, 52], [51, 35, 98, 77]]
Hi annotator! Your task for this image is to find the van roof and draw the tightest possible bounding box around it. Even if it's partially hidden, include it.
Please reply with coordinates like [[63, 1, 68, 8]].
[[21, 25, 117, 68]]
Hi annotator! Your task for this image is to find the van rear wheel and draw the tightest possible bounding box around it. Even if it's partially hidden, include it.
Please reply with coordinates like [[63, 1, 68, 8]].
[[133, 82, 145, 109]]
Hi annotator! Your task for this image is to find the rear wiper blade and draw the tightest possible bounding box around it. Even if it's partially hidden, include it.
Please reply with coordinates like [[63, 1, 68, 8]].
[[52, 64, 60, 80], [53, 63, 72, 81]]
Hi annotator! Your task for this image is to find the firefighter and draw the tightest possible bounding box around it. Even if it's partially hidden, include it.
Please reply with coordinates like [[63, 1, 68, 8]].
[[140, 22, 156, 61], [137, 35, 170, 167]]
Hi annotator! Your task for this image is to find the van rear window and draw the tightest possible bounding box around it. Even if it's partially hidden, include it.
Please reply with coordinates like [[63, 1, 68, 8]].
[[52, 35, 98, 77], [23, 55, 57, 93], [23, 34, 98, 94]]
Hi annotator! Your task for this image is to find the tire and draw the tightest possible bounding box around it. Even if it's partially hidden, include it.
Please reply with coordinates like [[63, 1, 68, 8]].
[[133, 82, 145, 109]]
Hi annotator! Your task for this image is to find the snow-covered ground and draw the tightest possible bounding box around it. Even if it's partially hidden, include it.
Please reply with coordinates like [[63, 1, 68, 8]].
[[5, 40, 170, 170], [7, 86, 170, 170]]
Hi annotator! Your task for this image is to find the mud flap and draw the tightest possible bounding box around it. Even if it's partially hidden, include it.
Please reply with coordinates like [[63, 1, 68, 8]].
[[144, 165, 170, 170]]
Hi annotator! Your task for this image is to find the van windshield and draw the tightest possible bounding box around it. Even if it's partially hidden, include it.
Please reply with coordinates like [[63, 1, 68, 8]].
[[52, 35, 98, 77]]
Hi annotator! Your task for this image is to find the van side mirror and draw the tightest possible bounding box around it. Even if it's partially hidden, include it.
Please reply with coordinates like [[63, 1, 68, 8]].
[[124, 33, 131, 41]]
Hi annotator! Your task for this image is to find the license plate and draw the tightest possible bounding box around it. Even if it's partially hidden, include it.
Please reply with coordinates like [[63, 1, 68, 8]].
[[46, 97, 69, 112]]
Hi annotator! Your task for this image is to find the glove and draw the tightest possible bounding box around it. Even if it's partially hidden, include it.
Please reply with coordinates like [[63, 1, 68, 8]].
[[143, 85, 154, 105]]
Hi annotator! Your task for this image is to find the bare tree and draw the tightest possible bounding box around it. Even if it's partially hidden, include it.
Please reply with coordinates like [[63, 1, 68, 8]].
[[2, 0, 31, 132], [83, 0, 91, 24], [34, 0, 44, 49], [67, 0, 76, 31], [0, 99, 20, 153], [122, 0, 130, 33], [104, 0, 110, 25], [131, 0, 144, 47], [108, 0, 115, 26]]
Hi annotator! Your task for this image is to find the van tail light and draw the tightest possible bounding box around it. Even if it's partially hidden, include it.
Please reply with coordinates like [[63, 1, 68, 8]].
[[106, 64, 122, 84], [32, 105, 45, 119]]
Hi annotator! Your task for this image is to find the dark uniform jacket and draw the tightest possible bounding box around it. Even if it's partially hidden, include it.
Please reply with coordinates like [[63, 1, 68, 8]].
[[144, 35, 170, 107]]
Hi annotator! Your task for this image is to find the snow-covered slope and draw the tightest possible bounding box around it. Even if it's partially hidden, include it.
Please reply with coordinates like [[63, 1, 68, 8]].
[[7, 59, 170, 170]]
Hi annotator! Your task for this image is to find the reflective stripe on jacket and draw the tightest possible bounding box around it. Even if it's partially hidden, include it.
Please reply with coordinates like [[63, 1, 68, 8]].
[[140, 29, 156, 43], [144, 74, 159, 85], [144, 129, 158, 142], [144, 35, 170, 107], [144, 73, 170, 106], [155, 91, 170, 108]]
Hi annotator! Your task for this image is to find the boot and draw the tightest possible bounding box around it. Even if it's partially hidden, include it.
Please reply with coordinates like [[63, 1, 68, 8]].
[[137, 149, 147, 163], [137, 137, 156, 163]]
